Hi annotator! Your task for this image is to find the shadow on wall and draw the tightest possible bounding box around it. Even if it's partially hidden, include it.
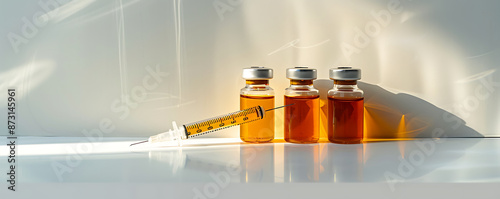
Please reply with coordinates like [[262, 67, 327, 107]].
[[314, 80, 482, 140]]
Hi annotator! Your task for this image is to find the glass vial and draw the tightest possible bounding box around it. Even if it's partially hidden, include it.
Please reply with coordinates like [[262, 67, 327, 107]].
[[284, 67, 319, 143], [328, 67, 364, 144], [240, 66, 275, 143]]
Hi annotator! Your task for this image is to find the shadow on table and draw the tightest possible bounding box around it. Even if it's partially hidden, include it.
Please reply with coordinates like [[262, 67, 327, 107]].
[[313, 80, 483, 140]]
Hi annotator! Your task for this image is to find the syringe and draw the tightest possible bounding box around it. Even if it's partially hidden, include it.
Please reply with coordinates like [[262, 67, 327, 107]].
[[130, 104, 292, 147]]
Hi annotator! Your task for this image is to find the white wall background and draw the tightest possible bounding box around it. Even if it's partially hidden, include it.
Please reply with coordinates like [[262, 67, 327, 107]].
[[0, 0, 499, 137]]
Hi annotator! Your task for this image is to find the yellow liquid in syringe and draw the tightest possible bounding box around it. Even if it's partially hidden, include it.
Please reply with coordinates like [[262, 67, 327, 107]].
[[183, 106, 264, 138]]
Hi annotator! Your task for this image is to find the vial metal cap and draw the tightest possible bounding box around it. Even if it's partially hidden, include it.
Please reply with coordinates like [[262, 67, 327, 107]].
[[329, 66, 361, 80], [286, 67, 317, 80], [242, 66, 273, 80]]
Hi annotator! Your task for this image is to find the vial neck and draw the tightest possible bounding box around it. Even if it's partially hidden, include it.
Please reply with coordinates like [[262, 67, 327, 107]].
[[290, 80, 313, 86], [334, 80, 358, 90], [246, 80, 269, 85]]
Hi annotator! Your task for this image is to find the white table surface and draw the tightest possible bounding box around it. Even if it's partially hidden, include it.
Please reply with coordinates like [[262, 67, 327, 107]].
[[1, 137, 499, 198]]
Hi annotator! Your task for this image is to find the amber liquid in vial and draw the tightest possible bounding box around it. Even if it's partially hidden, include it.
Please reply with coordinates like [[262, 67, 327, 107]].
[[328, 97, 364, 144], [284, 95, 319, 143], [240, 95, 275, 142]]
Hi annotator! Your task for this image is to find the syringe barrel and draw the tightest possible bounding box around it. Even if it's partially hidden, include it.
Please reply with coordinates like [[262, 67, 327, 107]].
[[183, 106, 265, 139]]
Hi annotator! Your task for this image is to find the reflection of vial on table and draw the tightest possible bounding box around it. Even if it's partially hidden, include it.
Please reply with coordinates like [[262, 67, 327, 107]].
[[284, 67, 319, 143], [240, 67, 275, 143], [325, 144, 365, 182], [284, 144, 320, 182], [328, 67, 364, 144], [240, 145, 274, 182]]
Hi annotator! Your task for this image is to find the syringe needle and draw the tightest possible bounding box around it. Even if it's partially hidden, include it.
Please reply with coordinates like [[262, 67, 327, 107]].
[[265, 103, 295, 112], [130, 140, 148, 146]]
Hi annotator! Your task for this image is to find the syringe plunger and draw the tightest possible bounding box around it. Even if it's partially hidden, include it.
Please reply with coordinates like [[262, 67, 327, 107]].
[[148, 121, 187, 146]]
